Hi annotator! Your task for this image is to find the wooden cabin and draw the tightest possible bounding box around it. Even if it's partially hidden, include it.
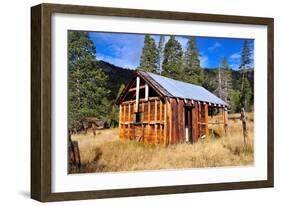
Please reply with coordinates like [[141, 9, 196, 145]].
[[116, 70, 228, 145]]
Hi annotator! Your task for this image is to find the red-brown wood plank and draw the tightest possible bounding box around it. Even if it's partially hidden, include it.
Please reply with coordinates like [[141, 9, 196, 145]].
[[205, 104, 209, 139], [192, 102, 198, 142], [178, 100, 184, 143]]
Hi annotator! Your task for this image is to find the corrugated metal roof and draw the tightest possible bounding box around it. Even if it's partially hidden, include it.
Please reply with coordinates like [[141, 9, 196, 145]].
[[146, 71, 228, 106]]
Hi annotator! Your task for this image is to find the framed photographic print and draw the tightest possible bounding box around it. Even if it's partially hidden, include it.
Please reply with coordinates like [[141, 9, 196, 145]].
[[31, 3, 274, 202]]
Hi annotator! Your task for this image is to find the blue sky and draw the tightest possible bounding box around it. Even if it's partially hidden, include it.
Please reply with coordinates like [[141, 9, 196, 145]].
[[89, 32, 254, 70]]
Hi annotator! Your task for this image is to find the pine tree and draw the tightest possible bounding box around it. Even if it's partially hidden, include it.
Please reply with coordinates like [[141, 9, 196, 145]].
[[105, 84, 125, 128], [184, 37, 200, 69], [229, 89, 241, 113], [68, 31, 110, 128], [214, 57, 232, 105], [138, 34, 158, 73], [239, 40, 253, 110], [162, 36, 183, 80], [222, 56, 230, 70], [157, 35, 165, 74], [182, 37, 205, 85], [116, 83, 125, 100], [240, 40, 252, 69]]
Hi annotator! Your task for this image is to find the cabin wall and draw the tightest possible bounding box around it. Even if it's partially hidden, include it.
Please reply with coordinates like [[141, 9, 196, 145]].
[[119, 97, 166, 145], [198, 103, 208, 139], [167, 98, 185, 144], [119, 98, 225, 145], [191, 102, 209, 142], [166, 100, 210, 144]]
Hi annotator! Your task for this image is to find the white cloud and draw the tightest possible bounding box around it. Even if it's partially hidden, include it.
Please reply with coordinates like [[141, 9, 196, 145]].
[[207, 42, 222, 52], [97, 54, 138, 69], [229, 52, 242, 70], [200, 55, 209, 68], [230, 48, 254, 69], [230, 52, 241, 59], [96, 34, 190, 69], [229, 63, 240, 70], [91, 32, 144, 69]]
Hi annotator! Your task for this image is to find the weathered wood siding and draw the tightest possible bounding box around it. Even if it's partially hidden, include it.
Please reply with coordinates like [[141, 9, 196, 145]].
[[119, 97, 219, 145], [167, 98, 185, 144], [119, 97, 166, 145]]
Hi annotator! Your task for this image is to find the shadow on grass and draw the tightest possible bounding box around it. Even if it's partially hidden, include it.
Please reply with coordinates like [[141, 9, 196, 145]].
[[79, 148, 105, 173]]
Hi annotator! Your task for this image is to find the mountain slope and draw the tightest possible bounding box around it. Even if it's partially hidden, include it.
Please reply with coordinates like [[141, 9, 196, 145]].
[[97, 61, 134, 100], [204, 68, 254, 93]]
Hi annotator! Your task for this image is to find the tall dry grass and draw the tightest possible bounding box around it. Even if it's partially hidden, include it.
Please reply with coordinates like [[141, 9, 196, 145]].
[[70, 112, 254, 173]]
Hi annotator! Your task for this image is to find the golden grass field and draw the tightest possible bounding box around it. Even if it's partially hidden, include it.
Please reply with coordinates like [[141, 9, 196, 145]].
[[70, 112, 254, 173]]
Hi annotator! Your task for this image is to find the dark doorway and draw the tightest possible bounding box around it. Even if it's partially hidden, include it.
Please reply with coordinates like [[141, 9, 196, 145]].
[[185, 107, 193, 143]]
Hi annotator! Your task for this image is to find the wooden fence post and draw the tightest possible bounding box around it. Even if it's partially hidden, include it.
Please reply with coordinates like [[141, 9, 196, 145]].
[[241, 108, 248, 145], [224, 107, 229, 137]]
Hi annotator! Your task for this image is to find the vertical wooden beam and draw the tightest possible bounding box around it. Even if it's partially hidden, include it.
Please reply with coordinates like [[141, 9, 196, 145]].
[[154, 100, 157, 144], [192, 102, 198, 142], [128, 103, 131, 139], [141, 102, 144, 122], [169, 99, 173, 144], [155, 100, 157, 122], [172, 99, 176, 144], [145, 83, 149, 101], [220, 107, 224, 133], [123, 105, 125, 138], [160, 125, 162, 144], [163, 100, 167, 146], [127, 104, 129, 122], [119, 104, 122, 139], [165, 98, 171, 146], [154, 124, 158, 144], [159, 100, 163, 123], [128, 103, 131, 122], [182, 101, 185, 142], [176, 100, 179, 143], [135, 76, 140, 112], [148, 100, 151, 122], [121, 105, 125, 139], [198, 103, 201, 137], [123, 105, 126, 122], [193, 103, 196, 142], [183, 103, 186, 143], [205, 104, 209, 140], [187, 107, 191, 142], [141, 124, 144, 143], [178, 100, 182, 143], [148, 100, 151, 143]]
